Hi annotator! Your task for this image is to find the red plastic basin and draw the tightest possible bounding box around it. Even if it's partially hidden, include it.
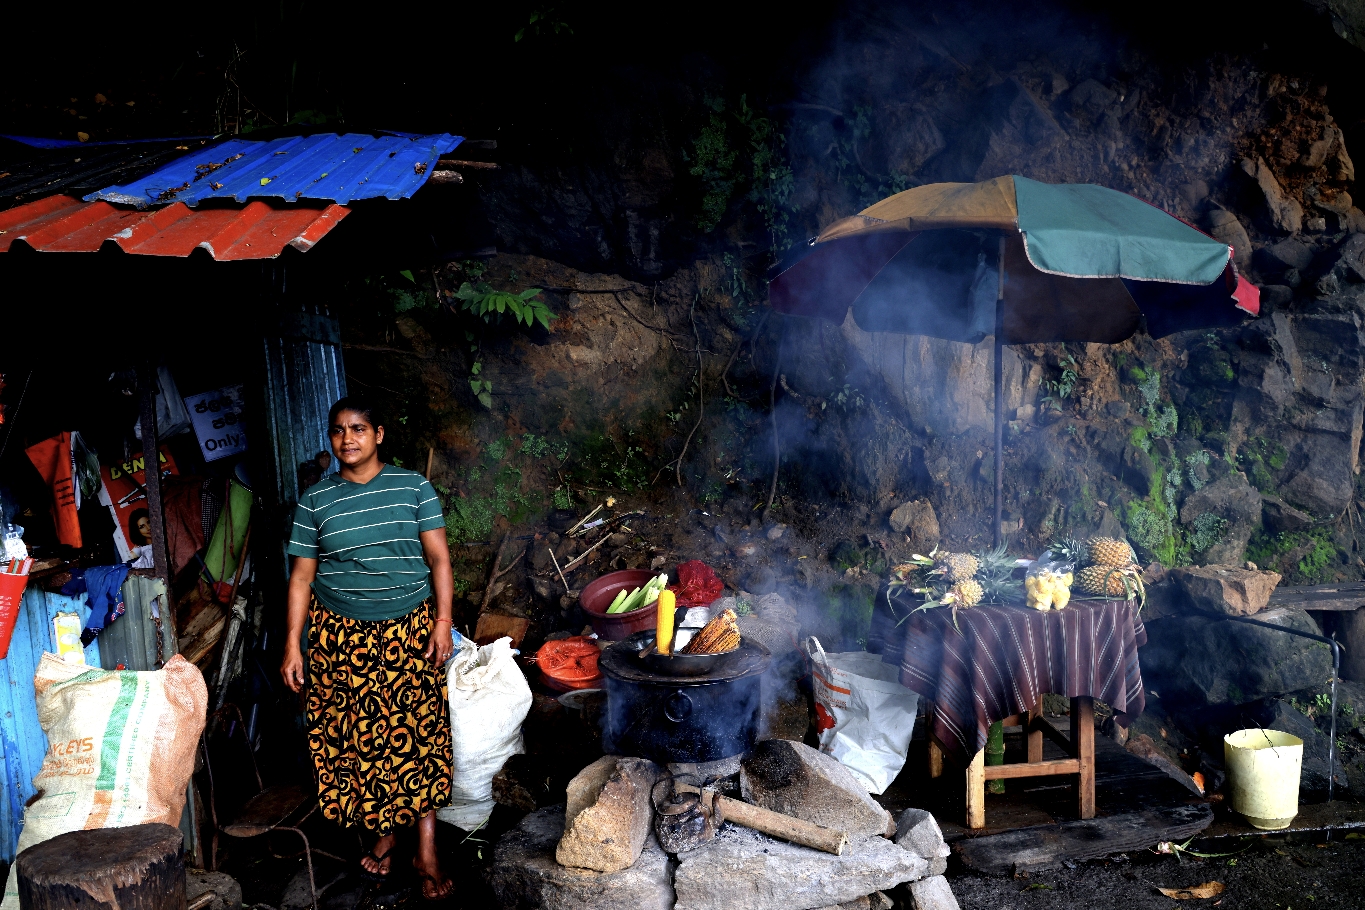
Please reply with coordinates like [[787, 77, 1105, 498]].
[[580, 569, 660, 640]]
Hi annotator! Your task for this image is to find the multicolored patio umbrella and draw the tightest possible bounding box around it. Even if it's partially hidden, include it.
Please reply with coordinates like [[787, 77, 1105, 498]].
[[769, 175, 1260, 544]]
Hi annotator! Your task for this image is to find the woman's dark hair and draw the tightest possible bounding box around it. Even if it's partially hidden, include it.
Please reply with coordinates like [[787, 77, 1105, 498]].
[[328, 396, 383, 431], [129, 508, 150, 545]]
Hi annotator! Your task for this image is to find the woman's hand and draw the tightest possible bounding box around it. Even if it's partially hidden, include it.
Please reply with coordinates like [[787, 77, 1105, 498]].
[[424, 619, 454, 664], [281, 644, 306, 693]]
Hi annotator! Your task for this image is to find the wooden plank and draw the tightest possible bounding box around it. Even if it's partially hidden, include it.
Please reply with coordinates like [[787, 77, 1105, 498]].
[[1073, 696, 1095, 820], [966, 749, 986, 830], [953, 804, 1213, 875], [1036, 716, 1074, 753], [1268, 582, 1365, 611], [926, 702, 943, 779], [982, 758, 1080, 780], [1027, 700, 1044, 764]]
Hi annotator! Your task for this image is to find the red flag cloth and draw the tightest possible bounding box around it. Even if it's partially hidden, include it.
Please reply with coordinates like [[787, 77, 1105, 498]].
[[25, 432, 83, 548], [669, 560, 724, 607]]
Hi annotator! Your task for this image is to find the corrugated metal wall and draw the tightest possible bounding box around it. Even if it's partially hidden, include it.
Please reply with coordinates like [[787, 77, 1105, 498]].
[[96, 575, 178, 672], [261, 307, 347, 508], [0, 586, 100, 862]]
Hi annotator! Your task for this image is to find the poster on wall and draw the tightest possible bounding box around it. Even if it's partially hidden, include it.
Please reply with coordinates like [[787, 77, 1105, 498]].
[[100, 447, 180, 560], [184, 384, 249, 463]]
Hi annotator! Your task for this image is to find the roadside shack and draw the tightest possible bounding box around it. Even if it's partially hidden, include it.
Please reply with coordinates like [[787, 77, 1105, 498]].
[[0, 129, 487, 870]]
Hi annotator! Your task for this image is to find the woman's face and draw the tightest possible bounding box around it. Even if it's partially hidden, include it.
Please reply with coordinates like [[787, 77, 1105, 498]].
[[330, 410, 384, 468], [135, 516, 151, 540]]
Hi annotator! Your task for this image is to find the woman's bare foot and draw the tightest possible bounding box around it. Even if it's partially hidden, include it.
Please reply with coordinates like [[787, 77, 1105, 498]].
[[414, 811, 452, 900], [360, 833, 396, 877], [412, 855, 453, 901]]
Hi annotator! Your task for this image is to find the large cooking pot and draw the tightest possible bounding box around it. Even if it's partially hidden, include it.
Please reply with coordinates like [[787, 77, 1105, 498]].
[[598, 637, 771, 764]]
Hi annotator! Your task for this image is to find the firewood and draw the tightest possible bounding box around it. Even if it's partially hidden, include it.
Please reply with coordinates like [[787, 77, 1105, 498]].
[[676, 784, 848, 855]]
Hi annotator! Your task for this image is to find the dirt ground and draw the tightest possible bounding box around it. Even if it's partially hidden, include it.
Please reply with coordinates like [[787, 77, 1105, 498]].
[[950, 832, 1365, 910]]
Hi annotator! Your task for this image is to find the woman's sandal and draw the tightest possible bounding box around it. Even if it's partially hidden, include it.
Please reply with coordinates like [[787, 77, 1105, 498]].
[[358, 844, 394, 885]]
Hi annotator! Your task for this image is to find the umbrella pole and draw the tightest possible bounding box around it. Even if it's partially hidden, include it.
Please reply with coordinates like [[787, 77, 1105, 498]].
[[993, 237, 1006, 548]]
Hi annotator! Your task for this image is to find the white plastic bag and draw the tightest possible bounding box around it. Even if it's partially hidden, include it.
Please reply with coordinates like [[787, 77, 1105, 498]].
[[436, 635, 532, 831], [2, 654, 206, 910], [807, 637, 919, 794]]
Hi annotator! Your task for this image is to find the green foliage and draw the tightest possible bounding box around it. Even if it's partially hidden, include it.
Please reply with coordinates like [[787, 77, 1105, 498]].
[[686, 96, 796, 251], [1238, 437, 1290, 494], [1134, 368, 1177, 437], [514, 5, 572, 41], [454, 283, 557, 329], [1040, 352, 1079, 411], [827, 105, 914, 209], [469, 360, 492, 409], [573, 432, 651, 491], [521, 433, 551, 459], [1245, 526, 1339, 583], [1188, 512, 1229, 553], [553, 486, 573, 510], [1126, 500, 1176, 566]]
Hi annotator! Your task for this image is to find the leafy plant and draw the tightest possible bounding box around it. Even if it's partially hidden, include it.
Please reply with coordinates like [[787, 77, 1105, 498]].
[[454, 283, 557, 329], [468, 361, 492, 409], [514, 5, 572, 41], [686, 96, 796, 252], [1188, 512, 1228, 553], [1041, 352, 1079, 410], [553, 486, 573, 510]]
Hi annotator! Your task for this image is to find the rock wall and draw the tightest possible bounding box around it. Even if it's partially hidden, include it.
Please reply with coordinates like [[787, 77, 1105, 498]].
[[342, 0, 1365, 583]]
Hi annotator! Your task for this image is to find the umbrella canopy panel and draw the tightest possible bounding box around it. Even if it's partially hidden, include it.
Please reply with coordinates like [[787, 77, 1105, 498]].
[[770, 175, 1257, 343]]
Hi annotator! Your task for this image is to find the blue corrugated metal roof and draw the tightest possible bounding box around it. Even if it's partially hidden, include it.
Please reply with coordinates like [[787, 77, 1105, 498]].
[[85, 132, 463, 208]]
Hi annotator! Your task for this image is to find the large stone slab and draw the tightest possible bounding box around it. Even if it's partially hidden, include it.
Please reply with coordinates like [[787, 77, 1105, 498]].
[[905, 876, 961, 910], [1140, 607, 1333, 707], [1169, 565, 1282, 616], [557, 756, 661, 872], [673, 826, 927, 910], [741, 740, 893, 839], [490, 806, 675, 910], [893, 809, 950, 877]]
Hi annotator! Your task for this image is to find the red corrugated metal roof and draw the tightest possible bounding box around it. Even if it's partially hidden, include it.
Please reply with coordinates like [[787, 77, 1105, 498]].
[[0, 195, 349, 259]]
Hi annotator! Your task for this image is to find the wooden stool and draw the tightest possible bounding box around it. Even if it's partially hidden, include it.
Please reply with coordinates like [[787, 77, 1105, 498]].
[[927, 696, 1095, 829], [17, 823, 185, 910]]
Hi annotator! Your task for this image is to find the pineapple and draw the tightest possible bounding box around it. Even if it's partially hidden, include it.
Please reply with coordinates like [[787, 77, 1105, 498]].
[[936, 552, 980, 583], [1087, 536, 1136, 567], [1050, 535, 1088, 567], [944, 579, 985, 607], [974, 542, 1022, 603], [1075, 563, 1145, 600]]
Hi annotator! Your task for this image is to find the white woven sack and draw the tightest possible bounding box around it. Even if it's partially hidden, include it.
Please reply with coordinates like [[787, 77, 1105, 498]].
[[807, 637, 919, 794], [2, 654, 206, 910], [436, 636, 532, 831]]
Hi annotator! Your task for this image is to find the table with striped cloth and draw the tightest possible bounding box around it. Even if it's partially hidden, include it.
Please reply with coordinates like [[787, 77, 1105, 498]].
[[885, 599, 1146, 766]]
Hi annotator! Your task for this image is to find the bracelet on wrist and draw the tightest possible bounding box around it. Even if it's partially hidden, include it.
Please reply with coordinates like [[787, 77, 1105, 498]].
[[434, 617, 452, 625]]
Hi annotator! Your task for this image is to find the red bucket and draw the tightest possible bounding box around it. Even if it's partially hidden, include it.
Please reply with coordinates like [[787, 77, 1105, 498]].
[[0, 572, 30, 660]]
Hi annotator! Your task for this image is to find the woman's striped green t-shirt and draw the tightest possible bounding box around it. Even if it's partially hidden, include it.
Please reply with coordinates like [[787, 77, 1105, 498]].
[[286, 464, 446, 620]]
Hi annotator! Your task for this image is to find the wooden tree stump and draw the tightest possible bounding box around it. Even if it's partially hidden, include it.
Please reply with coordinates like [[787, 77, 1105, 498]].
[[17, 823, 185, 910]]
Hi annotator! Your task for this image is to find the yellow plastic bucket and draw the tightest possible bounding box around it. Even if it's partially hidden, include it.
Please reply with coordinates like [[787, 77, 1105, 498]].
[[1224, 729, 1303, 829]]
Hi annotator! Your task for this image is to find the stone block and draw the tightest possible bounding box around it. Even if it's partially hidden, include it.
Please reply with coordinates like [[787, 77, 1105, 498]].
[[740, 740, 894, 839], [905, 875, 961, 910], [491, 806, 676, 910], [893, 809, 951, 877], [1169, 565, 1282, 616], [186, 871, 242, 910], [1140, 607, 1333, 707], [889, 499, 940, 550], [672, 825, 928, 910], [557, 756, 661, 873], [1262, 495, 1312, 534]]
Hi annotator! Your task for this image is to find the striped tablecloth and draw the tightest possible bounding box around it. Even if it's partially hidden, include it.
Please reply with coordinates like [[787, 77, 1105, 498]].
[[884, 599, 1146, 766]]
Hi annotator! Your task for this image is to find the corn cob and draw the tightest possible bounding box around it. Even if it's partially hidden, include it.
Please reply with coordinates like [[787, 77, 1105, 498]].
[[681, 609, 741, 654]]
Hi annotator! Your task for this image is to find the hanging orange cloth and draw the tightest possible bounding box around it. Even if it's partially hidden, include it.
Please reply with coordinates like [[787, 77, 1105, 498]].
[[26, 432, 83, 548]]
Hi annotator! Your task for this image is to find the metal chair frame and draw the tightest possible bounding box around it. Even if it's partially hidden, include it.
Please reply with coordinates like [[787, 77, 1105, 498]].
[[200, 704, 342, 910]]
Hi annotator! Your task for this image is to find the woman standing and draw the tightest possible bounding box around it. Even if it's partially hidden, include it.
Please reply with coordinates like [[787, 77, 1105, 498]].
[[280, 396, 455, 900]]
